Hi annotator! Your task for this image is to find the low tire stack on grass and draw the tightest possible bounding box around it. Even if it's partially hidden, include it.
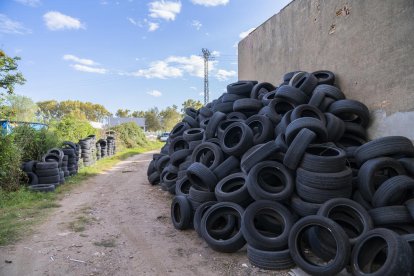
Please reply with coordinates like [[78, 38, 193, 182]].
[[43, 148, 65, 184], [147, 70, 414, 274], [79, 138, 94, 167], [29, 161, 60, 192], [62, 141, 78, 176]]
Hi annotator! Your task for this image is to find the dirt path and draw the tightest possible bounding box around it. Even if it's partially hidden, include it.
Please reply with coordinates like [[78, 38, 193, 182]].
[[0, 151, 290, 276]]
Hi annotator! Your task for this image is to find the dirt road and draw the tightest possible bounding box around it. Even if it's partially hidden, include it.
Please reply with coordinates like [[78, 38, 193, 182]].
[[0, 151, 289, 276]]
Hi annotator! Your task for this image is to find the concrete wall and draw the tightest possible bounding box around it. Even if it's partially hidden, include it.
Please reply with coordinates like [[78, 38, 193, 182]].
[[238, 0, 414, 139]]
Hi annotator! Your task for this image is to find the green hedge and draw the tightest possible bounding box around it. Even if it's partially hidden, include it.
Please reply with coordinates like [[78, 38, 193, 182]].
[[110, 122, 148, 149], [0, 135, 23, 191]]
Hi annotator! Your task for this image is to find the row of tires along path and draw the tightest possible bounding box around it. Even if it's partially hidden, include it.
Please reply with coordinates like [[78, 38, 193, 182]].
[[21, 135, 116, 192], [147, 70, 414, 275]]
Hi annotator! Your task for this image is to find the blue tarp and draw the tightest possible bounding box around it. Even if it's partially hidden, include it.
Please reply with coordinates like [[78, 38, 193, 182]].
[[0, 120, 48, 135]]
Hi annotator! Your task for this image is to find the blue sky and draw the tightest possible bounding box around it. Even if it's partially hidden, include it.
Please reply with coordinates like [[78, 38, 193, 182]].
[[0, 0, 291, 114]]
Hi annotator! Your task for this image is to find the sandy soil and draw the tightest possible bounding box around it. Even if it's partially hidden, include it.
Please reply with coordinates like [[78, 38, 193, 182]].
[[0, 151, 290, 276]]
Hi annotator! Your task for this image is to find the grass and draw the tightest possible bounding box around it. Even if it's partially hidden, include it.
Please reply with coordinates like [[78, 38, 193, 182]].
[[93, 238, 116, 248], [0, 141, 162, 246]]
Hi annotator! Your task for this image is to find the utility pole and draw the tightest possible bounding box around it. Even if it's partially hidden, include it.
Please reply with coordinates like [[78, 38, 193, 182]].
[[201, 48, 213, 105]]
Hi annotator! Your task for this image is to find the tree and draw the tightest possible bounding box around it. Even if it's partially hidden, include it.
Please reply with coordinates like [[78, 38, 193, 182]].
[[144, 108, 162, 131], [0, 50, 26, 97], [37, 100, 111, 121], [4, 94, 39, 122], [37, 100, 61, 121], [116, 109, 131, 118], [131, 110, 145, 118], [182, 99, 203, 114], [160, 105, 181, 131]]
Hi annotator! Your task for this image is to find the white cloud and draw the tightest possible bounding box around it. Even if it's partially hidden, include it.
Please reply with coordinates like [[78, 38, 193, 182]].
[[211, 50, 220, 57], [191, 0, 229, 7], [43, 11, 84, 31], [14, 0, 41, 7], [191, 20, 202, 30], [63, 54, 97, 66], [132, 53, 219, 79], [148, 1, 181, 21], [0, 14, 31, 34], [71, 64, 107, 74], [190, 86, 197, 90], [239, 27, 255, 39], [147, 90, 162, 97], [133, 60, 183, 79], [216, 69, 236, 81], [148, 22, 159, 32]]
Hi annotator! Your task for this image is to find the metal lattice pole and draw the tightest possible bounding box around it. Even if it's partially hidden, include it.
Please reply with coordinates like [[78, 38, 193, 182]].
[[202, 48, 211, 105]]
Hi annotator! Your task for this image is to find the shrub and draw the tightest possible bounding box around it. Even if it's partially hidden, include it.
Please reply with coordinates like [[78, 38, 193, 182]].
[[110, 122, 147, 149], [0, 135, 23, 191], [12, 125, 61, 161], [50, 116, 98, 142]]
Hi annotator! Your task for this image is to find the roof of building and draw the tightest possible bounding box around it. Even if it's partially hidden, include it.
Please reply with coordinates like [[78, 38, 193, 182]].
[[107, 117, 145, 127]]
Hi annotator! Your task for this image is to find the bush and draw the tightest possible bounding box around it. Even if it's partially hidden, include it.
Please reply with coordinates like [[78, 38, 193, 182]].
[[12, 125, 61, 161], [0, 135, 23, 191], [50, 116, 98, 142], [110, 122, 148, 149]]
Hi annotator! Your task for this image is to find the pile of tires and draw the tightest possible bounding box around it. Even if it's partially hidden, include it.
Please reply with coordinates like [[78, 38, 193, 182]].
[[79, 137, 95, 166], [147, 70, 414, 274], [98, 139, 108, 158]]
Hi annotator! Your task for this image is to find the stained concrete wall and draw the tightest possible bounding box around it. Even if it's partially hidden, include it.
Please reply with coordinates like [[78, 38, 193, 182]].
[[238, 0, 414, 139]]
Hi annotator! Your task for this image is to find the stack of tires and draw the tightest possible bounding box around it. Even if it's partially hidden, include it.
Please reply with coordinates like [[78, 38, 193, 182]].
[[107, 136, 115, 156], [62, 141, 78, 176], [79, 138, 94, 166], [88, 135, 97, 164], [21, 160, 38, 186], [96, 142, 102, 161], [98, 139, 107, 158], [43, 149, 65, 184], [29, 161, 60, 192], [147, 70, 414, 275]]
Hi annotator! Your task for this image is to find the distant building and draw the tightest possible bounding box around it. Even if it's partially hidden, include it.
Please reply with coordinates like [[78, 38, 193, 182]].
[[107, 117, 146, 131]]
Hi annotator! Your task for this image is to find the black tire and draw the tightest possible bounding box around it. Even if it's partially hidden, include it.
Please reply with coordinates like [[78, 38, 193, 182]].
[[354, 136, 414, 166], [233, 98, 263, 113], [274, 133, 288, 152], [47, 148, 64, 159], [22, 160, 37, 172], [213, 102, 234, 113], [261, 91, 277, 105], [186, 162, 218, 192], [258, 106, 281, 125], [312, 70, 335, 85], [245, 114, 273, 145], [250, 82, 275, 99], [372, 175, 414, 207], [241, 141, 280, 173], [189, 186, 216, 202], [247, 246, 295, 270], [299, 144, 347, 173], [290, 104, 326, 125], [274, 110, 292, 136], [183, 128, 204, 142], [191, 142, 224, 171], [215, 173, 252, 207], [35, 161, 58, 170], [199, 107, 213, 117], [351, 228, 413, 276], [399, 158, 414, 176], [369, 206, 413, 226], [175, 176, 192, 196], [352, 190, 373, 211], [268, 97, 296, 116], [285, 117, 328, 145], [171, 195, 192, 230], [26, 172, 38, 185], [226, 112, 247, 120], [185, 107, 198, 118], [38, 175, 60, 184], [344, 122, 367, 139], [212, 156, 240, 181], [275, 85, 309, 105], [324, 113, 345, 141], [148, 171, 160, 185], [328, 99, 370, 127], [242, 200, 294, 250], [217, 119, 243, 140], [168, 136, 189, 155], [317, 198, 374, 245], [193, 201, 217, 236], [290, 72, 318, 96], [406, 198, 414, 220], [247, 161, 294, 201], [170, 122, 190, 139], [357, 157, 406, 202], [35, 168, 60, 177], [289, 215, 351, 276], [283, 71, 297, 82], [283, 128, 316, 170], [200, 202, 246, 253], [291, 194, 321, 217], [296, 180, 352, 204], [170, 149, 192, 167], [220, 121, 253, 157], [156, 155, 170, 174], [227, 81, 255, 96], [28, 184, 55, 192], [308, 90, 325, 109], [205, 111, 226, 139], [313, 84, 344, 100], [221, 93, 245, 103]]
